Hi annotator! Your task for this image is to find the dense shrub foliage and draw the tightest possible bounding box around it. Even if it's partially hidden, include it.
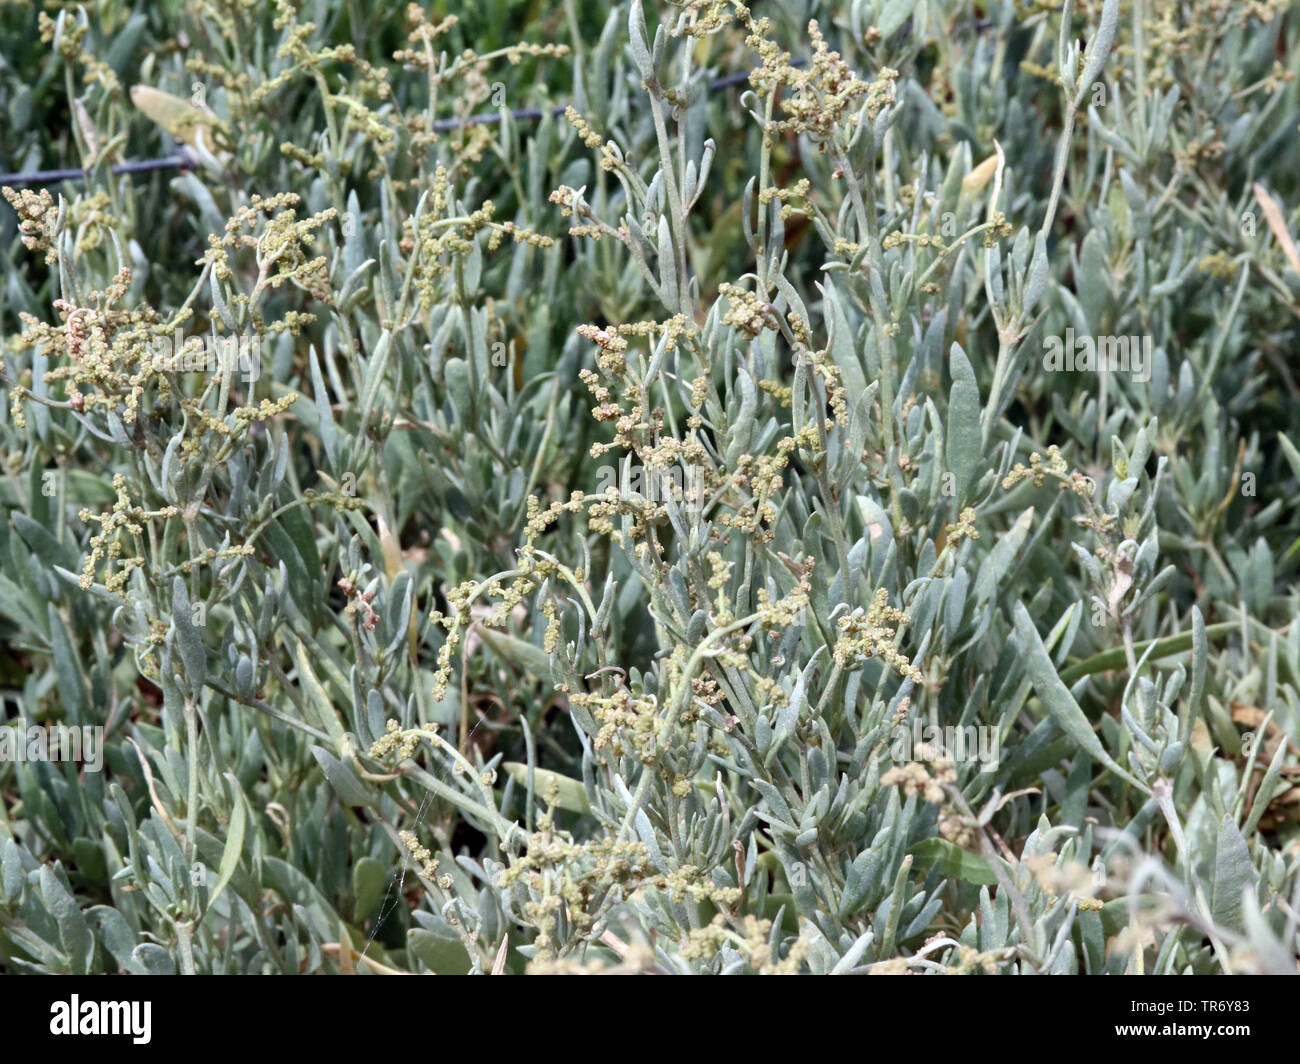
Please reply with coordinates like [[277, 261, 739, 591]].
[[2, 0, 1300, 975]]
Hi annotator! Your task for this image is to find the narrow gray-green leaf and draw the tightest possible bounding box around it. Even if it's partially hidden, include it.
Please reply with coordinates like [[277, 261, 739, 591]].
[[909, 838, 998, 886], [171, 576, 207, 690], [207, 772, 248, 911], [503, 763, 590, 815], [1013, 602, 1146, 790], [945, 343, 981, 501], [1074, 0, 1120, 108], [1208, 817, 1253, 934]]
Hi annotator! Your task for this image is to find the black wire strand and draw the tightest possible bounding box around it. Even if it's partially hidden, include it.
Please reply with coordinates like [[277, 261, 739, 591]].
[[0, 152, 194, 187]]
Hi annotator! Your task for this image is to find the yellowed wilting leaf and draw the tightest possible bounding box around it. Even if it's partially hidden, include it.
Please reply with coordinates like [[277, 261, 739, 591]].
[[1253, 182, 1300, 277], [987, 139, 1007, 221], [377, 515, 403, 581], [1107, 564, 1132, 612], [962, 152, 999, 198], [376, 514, 422, 657], [1190, 718, 1213, 753], [130, 85, 218, 148], [1230, 701, 1300, 759], [337, 926, 355, 975], [126, 738, 181, 838], [73, 98, 99, 161]]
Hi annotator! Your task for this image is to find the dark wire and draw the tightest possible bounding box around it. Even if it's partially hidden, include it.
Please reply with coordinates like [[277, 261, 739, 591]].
[[0, 58, 808, 188], [0, 152, 194, 187]]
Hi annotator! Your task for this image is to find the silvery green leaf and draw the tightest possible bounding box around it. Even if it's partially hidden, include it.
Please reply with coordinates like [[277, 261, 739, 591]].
[[476, 625, 553, 683], [628, 0, 654, 80], [830, 929, 874, 973], [682, 158, 698, 209], [1186, 606, 1207, 734], [383, 572, 413, 658], [207, 773, 248, 910], [40, 866, 93, 973], [1024, 231, 1049, 311], [1013, 602, 1145, 790], [1206, 817, 1253, 934], [822, 278, 869, 400], [657, 213, 676, 307], [1077, 230, 1110, 333], [650, 23, 666, 75], [634, 807, 668, 873], [309, 346, 339, 468], [407, 927, 472, 975], [909, 838, 998, 886], [1057, 0, 1076, 87], [1074, 0, 1120, 108], [945, 343, 981, 501], [312, 746, 374, 808], [943, 568, 968, 640], [975, 506, 1033, 605], [692, 138, 715, 208], [2, 839, 23, 904], [773, 270, 809, 328], [1105, 476, 1137, 514], [46, 604, 87, 721], [592, 573, 617, 637], [1277, 432, 1300, 480], [128, 944, 175, 976], [878, 0, 917, 38], [686, 608, 707, 645], [984, 242, 1004, 309], [86, 907, 136, 970], [754, 714, 772, 759], [210, 271, 238, 330], [171, 577, 207, 691]]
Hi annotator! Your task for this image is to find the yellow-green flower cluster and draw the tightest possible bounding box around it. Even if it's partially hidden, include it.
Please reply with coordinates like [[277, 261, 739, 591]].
[[78, 475, 180, 594], [2, 187, 58, 264], [833, 587, 923, 682]]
